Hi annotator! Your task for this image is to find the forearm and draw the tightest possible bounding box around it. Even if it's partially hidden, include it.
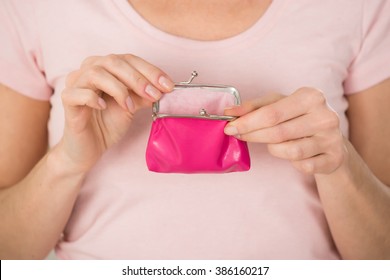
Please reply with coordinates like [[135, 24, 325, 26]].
[[0, 145, 87, 259], [315, 139, 390, 259]]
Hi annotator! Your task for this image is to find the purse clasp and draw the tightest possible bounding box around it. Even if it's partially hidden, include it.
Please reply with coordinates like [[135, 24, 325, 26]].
[[179, 71, 198, 85], [152, 71, 240, 121]]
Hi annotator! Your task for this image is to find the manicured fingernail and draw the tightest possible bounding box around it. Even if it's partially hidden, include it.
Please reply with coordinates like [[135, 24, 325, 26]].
[[224, 126, 238, 135], [158, 76, 174, 91], [145, 84, 161, 100], [126, 96, 134, 112], [98, 97, 107, 109]]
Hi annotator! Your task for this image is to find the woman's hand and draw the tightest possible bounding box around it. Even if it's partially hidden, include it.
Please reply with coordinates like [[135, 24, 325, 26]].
[[224, 88, 346, 174], [60, 54, 174, 172]]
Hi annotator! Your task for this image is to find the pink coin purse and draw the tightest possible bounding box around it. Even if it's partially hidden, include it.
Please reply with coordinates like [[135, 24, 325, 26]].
[[146, 71, 251, 173]]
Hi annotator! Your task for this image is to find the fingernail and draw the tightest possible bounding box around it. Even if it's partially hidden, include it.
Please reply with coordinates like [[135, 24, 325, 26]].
[[158, 76, 174, 91], [224, 126, 238, 135], [126, 96, 134, 112], [145, 84, 161, 100], [98, 97, 107, 109]]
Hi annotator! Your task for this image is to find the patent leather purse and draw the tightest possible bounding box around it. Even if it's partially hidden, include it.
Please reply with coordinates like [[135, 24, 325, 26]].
[[146, 71, 251, 173]]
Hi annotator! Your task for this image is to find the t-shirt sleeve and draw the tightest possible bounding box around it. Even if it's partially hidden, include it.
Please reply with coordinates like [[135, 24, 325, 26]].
[[344, 0, 390, 94], [0, 0, 52, 100]]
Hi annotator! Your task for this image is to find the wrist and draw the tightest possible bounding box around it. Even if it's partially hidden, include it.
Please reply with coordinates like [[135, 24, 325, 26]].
[[46, 143, 92, 180], [315, 137, 370, 190]]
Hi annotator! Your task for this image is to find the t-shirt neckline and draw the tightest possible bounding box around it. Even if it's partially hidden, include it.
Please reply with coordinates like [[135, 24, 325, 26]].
[[113, 0, 284, 49]]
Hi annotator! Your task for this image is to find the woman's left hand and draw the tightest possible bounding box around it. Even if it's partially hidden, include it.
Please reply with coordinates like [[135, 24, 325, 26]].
[[224, 88, 346, 175]]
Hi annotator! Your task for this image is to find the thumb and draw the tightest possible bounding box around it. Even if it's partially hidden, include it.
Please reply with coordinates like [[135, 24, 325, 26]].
[[224, 93, 285, 116]]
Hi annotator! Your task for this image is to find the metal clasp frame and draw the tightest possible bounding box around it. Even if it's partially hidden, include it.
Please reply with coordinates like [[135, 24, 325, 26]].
[[152, 71, 240, 121]]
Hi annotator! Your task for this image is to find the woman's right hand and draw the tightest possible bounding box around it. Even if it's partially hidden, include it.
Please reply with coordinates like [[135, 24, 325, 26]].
[[59, 54, 174, 172]]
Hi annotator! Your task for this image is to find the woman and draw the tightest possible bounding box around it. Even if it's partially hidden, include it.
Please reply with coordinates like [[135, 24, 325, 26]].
[[0, 0, 389, 259]]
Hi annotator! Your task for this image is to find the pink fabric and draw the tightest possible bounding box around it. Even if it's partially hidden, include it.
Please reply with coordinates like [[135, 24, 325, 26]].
[[1, 0, 390, 259]]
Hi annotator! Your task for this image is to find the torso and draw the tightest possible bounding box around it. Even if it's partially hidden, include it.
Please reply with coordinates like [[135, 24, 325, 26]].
[[127, 0, 272, 40], [8, 0, 372, 259]]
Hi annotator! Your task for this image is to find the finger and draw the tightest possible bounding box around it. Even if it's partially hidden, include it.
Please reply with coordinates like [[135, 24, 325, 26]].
[[230, 108, 339, 143], [80, 55, 100, 68], [89, 58, 161, 102], [291, 152, 344, 175], [72, 65, 132, 111], [122, 54, 175, 92], [62, 88, 106, 111], [90, 54, 174, 101], [225, 88, 327, 135], [127, 91, 153, 110], [61, 88, 106, 131], [224, 93, 285, 117], [267, 137, 322, 161]]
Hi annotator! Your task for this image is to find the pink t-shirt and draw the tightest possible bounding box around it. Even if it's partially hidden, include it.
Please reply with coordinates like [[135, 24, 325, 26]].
[[1, 0, 390, 259]]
